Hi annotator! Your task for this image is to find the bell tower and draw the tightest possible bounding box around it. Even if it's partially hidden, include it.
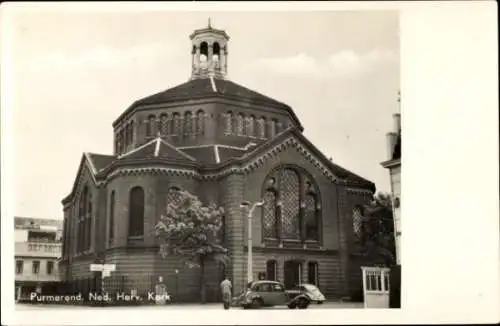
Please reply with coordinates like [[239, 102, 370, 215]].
[[190, 19, 230, 80]]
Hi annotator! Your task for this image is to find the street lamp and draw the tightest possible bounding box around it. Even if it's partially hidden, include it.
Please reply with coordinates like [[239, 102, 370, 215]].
[[240, 200, 264, 284]]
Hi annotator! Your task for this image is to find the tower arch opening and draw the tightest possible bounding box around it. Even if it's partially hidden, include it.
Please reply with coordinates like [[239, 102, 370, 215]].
[[200, 42, 208, 63]]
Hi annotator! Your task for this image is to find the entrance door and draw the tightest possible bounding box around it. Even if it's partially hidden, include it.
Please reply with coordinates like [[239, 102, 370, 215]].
[[284, 260, 302, 290]]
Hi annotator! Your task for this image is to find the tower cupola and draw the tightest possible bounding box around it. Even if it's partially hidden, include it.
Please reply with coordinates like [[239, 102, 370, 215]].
[[190, 19, 230, 80]]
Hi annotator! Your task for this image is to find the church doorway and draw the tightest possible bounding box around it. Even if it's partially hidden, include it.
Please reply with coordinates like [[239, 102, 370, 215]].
[[283, 260, 302, 290]]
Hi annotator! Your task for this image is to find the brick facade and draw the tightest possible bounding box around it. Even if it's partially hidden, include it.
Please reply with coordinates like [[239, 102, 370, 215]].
[[60, 24, 376, 302]]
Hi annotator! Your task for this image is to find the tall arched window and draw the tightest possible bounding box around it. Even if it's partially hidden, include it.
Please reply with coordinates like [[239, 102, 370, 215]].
[[280, 169, 300, 239], [147, 115, 156, 137], [276, 121, 283, 134], [304, 193, 319, 241], [128, 187, 145, 237], [263, 190, 278, 239], [225, 112, 233, 134], [257, 117, 266, 139], [130, 121, 134, 145], [166, 187, 182, 207], [236, 113, 245, 136], [172, 113, 181, 136], [160, 114, 168, 136], [247, 116, 255, 137], [77, 186, 89, 253], [262, 167, 321, 243], [108, 191, 115, 245], [196, 110, 205, 135], [352, 206, 363, 240], [86, 192, 92, 250], [184, 111, 193, 136], [269, 119, 277, 137], [266, 260, 277, 281]]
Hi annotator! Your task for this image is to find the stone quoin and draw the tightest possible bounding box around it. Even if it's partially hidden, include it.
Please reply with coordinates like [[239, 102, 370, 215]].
[[59, 21, 376, 301]]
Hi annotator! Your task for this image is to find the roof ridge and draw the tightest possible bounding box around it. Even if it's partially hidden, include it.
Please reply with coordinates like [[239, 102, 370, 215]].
[[158, 138, 197, 161], [118, 138, 157, 159]]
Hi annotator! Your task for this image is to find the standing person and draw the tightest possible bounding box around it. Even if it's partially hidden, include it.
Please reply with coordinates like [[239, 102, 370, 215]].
[[220, 276, 232, 310]]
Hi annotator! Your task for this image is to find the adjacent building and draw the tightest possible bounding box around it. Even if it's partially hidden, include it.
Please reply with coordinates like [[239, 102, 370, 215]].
[[14, 217, 63, 299], [381, 110, 401, 265], [60, 22, 377, 301]]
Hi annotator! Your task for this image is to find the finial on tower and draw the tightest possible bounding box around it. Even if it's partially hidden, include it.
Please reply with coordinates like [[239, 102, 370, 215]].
[[208, 17, 212, 29]]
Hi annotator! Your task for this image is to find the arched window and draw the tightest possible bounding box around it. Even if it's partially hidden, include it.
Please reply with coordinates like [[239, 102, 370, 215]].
[[160, 114, 168, 136], [184, 111, 193, 136], [128, 187, 145, 237], [120, 129, 125, 152], [77, 186, 89, 253], [237, 113, 245, 136], [266, 260, 277, 281], [280, 169, 300, 239], [352, 206, 363, 239], [307, 261, 319, 286], [166, 187, 182, 207], [124, 126, 129, 148], [213, 42, 220, 61], [130, 121, 134, 144], [86, 192, 92, 250], [247, 115, 255, 137], [172, 113, 181, 136], [257, 117, 266, 139], [263, 190, 278, 239], [262, 167, 320, 243], [147, 115, 156, 137], [109, 191, 115, 245], [276, 121, 283, 134], [269, 119, 277, 137], [225, 112, 233, 134], [200, 42, 208, 65], [196, 110, 205, 135], [304, 193, 319, 241]]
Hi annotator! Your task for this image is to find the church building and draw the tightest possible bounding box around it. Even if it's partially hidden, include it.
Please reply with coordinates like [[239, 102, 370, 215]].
[[60, 22, 376, 301]]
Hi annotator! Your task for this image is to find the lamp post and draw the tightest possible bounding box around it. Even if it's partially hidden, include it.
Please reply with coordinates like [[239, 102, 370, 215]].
[[175, 269, 179, 301], [240, 200, 264, 284]]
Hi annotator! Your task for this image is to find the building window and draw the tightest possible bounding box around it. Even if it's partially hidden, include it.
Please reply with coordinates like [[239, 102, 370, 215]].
[[257, 117, 266, 138], [196, 110, 205, 135], [109, 190, 115, 245], [262, 167, 320, 243], [307, 262, 318, 286], [47, 261, 54, 275], [266, 260, 277, 281], [184, 111, 193, 136], [166, 187, 182, 206], [160, 114, 168, 136], [130, 121, 134, 144], [304, 193, 319, 241], [15, 260, 23, 274], [147, 115, 156, 137], [246, 116, 255, 137], [280, 169, 300, 239], [172, 113, 181, 136], [352, 206, 363, 239], [77, 185, 91, 254], [263, 190, 278, 239], [269, 119, 277, 137], [236, 113, 245, 136], [128, 187, 145, 238], [32, 261, 40, 275], [225, 112, 233, 134]]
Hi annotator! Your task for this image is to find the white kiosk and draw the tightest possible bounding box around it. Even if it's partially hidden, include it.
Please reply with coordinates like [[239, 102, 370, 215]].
[[361, 266, 390, 308]]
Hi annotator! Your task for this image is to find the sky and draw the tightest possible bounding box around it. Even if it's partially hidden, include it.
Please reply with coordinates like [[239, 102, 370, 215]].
[[7, 9, 399, 219]]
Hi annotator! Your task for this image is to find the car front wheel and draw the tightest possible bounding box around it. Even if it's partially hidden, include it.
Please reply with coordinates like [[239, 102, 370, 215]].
[[251, 298, 263, 309]]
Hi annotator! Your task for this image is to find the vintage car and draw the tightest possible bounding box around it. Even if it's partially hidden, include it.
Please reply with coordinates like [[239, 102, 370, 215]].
[[285, 284, 326, 304], [239, 281, 311, 309]]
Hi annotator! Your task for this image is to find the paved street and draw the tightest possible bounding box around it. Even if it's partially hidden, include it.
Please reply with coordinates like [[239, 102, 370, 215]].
[[16, 301, 363, 310]]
